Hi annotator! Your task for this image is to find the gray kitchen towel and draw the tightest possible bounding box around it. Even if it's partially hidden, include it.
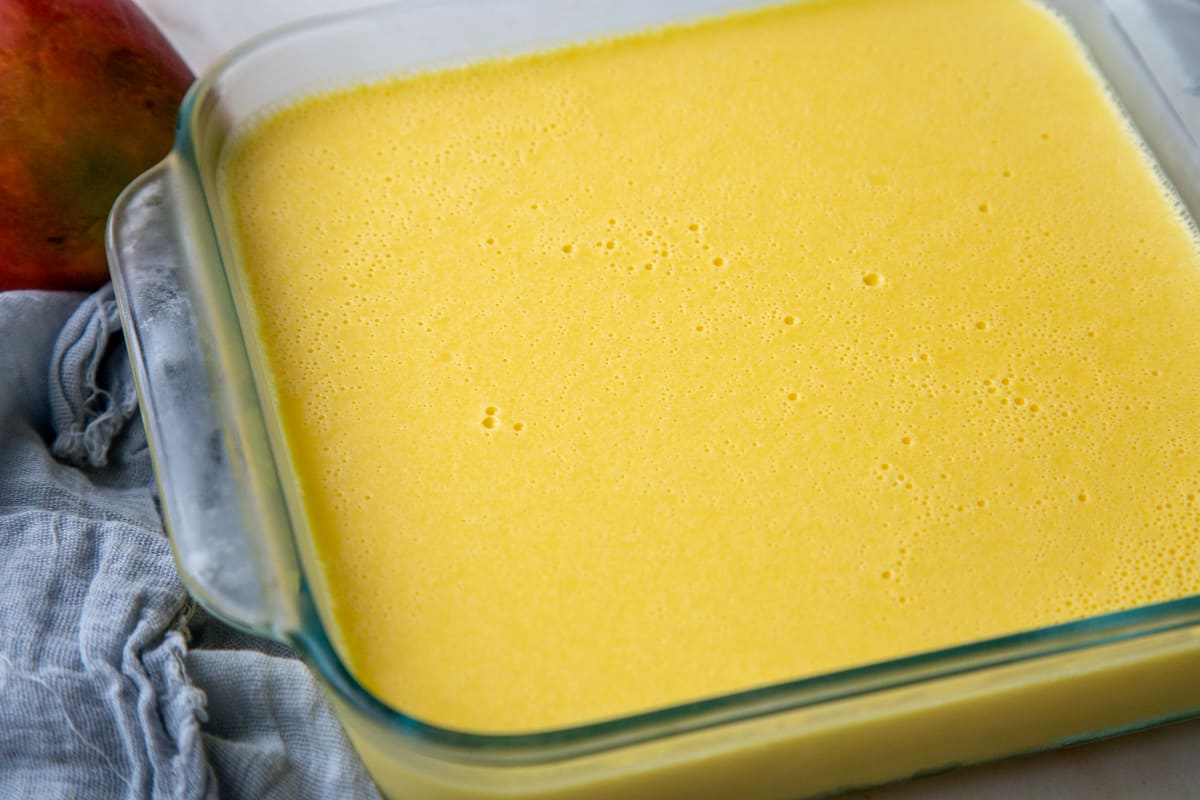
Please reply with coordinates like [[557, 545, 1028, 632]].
[[0, 286, 380, 800]]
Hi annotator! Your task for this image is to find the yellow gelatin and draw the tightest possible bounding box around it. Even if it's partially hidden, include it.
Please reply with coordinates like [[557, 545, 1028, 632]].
[[221, 0, 1200, 734]]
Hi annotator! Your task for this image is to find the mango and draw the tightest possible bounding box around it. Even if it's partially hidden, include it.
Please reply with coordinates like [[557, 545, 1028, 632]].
[[0, 0, 192, 291]]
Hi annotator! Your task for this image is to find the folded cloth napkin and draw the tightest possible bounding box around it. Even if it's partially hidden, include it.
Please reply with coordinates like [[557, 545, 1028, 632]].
[[0, 285, 380, 800]]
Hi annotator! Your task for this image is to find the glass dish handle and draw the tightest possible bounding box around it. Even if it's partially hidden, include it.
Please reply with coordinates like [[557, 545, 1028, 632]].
[[107, 157, 295, 637]]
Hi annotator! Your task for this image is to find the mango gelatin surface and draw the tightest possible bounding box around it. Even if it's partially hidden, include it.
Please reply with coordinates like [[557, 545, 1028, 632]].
[[221, 0, 1200, 733]]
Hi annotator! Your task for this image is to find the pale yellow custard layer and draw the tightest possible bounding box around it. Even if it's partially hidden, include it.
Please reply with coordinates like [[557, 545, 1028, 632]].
[[221, 0, 1200, 733]]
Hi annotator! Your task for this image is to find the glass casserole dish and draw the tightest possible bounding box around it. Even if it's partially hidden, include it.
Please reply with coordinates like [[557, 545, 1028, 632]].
[[107, 0, 1200, 798]]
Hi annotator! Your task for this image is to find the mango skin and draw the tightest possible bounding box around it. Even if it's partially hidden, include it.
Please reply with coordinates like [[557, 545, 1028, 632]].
[[0, 0, 192, 291]]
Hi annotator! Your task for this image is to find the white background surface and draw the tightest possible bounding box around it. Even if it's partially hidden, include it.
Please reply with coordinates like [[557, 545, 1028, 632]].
[[131, 1, 1200, 796]]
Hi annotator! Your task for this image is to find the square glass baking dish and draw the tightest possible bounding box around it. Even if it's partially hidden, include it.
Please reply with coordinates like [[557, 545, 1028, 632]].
[[107, 1, 1200, 797]]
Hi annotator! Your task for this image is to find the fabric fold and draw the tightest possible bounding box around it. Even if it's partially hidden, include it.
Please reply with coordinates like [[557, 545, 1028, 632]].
[[1, 286, 377, 799], [49, 283, 142, 471], [0, 289, 214, 799]]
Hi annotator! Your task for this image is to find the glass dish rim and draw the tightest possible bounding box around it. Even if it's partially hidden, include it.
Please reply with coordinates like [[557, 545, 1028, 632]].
[[171, 0, 1200, 766]]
